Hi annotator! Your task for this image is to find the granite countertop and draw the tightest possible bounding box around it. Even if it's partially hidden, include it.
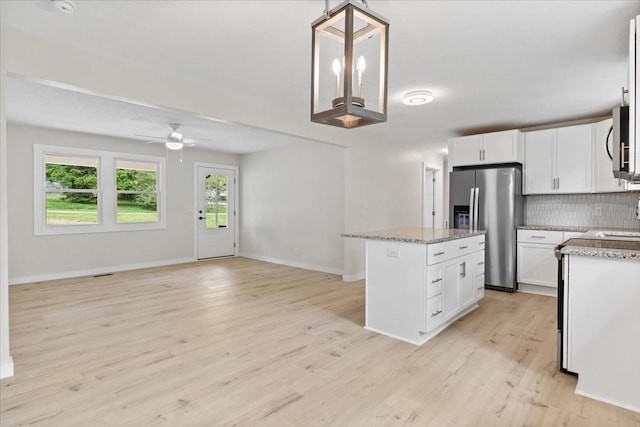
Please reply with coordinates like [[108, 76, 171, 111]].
[[518, 225, 589, 233], [560, 237, 640, 260], [341, 227, 486, 245]]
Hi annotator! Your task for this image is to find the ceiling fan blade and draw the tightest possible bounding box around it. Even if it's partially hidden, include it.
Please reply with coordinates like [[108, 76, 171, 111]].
[[134, 133, 166, 140]]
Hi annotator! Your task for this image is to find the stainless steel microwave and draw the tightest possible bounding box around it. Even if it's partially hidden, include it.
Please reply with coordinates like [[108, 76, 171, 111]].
[[612, 105, 629, 179]]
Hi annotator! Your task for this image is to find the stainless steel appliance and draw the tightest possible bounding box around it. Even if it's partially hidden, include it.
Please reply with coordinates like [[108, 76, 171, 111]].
[[449, 164, 524, 291]]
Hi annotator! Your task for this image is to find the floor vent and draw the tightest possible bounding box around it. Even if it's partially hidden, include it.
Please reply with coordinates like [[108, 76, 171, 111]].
[[93, 273, 113, 278]]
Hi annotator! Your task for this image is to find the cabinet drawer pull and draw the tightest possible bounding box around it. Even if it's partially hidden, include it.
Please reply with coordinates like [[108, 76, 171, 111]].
[[477, 261, 485, 266], [431, 310, 443, 317], [459, 245, 468, 250], [479, 241, 485, 245], [434, 251, 445, 256], [531, 235, 547, 239], [431, 278, 442, 284], [477, 286, 484, 290]]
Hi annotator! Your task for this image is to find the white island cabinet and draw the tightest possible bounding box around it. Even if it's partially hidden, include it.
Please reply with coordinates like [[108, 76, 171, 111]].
[[343, 228, 485, 345], [562, 249, 640, 412]]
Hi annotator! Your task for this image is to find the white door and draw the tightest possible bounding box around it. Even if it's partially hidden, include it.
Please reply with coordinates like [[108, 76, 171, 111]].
[[423, 166, 442, 229], [196, 165, 236, 259]]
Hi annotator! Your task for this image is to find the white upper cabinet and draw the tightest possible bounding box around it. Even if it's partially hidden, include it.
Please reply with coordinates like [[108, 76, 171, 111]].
[[524, 123, 593, 194], [448, 130, 522, 168], [449, 134, 483, 166], [592, 118, 629, 192], [556, 124, 592, 193], [524, 129, 555, 194]]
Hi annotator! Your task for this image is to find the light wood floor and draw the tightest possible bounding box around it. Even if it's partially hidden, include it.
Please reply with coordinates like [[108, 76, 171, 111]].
[[1, 257, 639, 426]]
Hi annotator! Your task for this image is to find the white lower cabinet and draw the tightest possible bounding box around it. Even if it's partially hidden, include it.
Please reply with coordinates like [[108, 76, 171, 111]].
[[517, 229, 584, 296], [426, 244, 484, 332], [365, 234, 484, 345]]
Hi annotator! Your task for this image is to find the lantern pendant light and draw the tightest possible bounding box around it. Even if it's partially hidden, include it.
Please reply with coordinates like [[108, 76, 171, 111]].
[[311, 0, 389, 129]]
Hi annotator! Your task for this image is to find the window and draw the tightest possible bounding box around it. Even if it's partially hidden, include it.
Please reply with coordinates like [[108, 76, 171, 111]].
[[45, 155, 99, 225], [34, 145, 166, 235], [116, 160, 159, 223]]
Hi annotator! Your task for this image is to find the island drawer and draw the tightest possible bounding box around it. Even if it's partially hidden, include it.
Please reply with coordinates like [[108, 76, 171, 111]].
[[427, 235, 485, 265], [426, 265, 443, 298], [475, 251, 485, 275], [424, 294, 443, 333]]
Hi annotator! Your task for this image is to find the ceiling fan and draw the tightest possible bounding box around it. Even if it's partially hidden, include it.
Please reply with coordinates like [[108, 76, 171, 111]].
[[135, 123, 208, 152]]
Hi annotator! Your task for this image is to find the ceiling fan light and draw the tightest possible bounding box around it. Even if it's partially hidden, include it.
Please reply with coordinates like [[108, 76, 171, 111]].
[[165, 141, 184, 151]]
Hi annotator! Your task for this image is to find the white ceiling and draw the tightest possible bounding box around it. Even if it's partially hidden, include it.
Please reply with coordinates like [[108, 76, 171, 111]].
[[2, 0, 640, 154]]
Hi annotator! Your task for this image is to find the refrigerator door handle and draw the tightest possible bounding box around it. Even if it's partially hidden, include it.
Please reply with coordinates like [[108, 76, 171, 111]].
[[468, 188, 475, 230], [473, 187, 480, 231]]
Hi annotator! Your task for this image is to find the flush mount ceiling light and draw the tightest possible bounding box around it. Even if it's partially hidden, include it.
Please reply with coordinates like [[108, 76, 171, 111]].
[[402, 90, 434, 106], [311, 0, 389, 129], [50, 0, 78, 14]]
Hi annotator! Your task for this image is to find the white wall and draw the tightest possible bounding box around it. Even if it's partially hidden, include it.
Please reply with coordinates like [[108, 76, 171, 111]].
[[7, 123, 239, 283], [343, 140, 444, 280], [240, 141, 345, 274]]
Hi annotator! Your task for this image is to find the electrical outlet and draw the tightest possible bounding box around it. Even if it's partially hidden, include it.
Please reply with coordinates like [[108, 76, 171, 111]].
[[594, 205, 602, 217]]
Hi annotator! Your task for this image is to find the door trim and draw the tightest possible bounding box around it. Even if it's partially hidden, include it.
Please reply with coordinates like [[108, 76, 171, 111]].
[[193, 162, 239, 259]]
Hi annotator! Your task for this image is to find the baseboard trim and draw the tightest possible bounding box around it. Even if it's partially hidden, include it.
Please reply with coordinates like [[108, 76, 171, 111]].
[[1, 357, 14, 379], [342, 272, 365, 282], [518, 283, 557, 297], [8, 257, 195, 285], [239, 253, 343, 276]]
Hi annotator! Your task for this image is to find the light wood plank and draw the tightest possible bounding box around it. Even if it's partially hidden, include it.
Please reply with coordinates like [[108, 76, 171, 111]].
[[1, 257, 639, 425]]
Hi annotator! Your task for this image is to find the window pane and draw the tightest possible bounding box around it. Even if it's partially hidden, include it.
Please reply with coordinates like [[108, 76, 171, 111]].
[[45, 155, 98, 190], [116, 160, 157, 191], [205, 174, 228, 228], [45, 192, 98, 225], [116, 194, 158, 223], [116, 160, 158, 224]]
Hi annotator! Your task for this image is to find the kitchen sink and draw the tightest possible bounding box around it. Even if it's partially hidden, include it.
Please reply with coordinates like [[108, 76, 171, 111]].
[[593, 231, 640, 238]]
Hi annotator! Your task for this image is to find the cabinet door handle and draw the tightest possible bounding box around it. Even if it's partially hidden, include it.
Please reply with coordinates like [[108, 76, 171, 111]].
[[477, 261, 484, 266], [479, 241, 485, 245], [434, 251, 445, 256], [459, 245, 468, 250], [460, 262, 466, 278], [477, 286, 484, 291], [431, 310, 443, 317], [431, 278, 442, 284], [557, 177, 560, 189]]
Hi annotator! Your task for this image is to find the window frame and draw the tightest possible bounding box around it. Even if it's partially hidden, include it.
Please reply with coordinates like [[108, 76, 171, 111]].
[[114, 158, 161, 225], [34, 144, 166, 235]]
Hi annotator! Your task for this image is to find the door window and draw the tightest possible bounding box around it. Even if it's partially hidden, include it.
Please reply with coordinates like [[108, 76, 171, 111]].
[[205, 174, 228, 229]]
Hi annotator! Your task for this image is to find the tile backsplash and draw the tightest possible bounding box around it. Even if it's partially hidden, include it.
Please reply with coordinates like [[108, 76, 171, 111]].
[[525, 192, 640, 229]]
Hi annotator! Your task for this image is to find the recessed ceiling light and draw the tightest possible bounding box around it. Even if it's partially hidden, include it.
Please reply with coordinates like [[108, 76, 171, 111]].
[[50, 0, 77, 14], [402, 90, 434, 106]]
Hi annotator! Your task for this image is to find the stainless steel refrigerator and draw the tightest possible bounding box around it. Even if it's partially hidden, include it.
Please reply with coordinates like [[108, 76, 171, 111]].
[[449, 164, 524, 292]]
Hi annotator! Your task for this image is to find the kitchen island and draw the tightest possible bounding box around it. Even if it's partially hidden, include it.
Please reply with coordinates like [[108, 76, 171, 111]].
[[558, 235, 640, 412], [342, 228, 486, 345]]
